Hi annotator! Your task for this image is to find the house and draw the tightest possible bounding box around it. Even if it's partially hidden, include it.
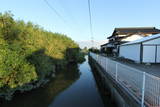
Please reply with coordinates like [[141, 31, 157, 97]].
[[101, 27, 160, 56], [100, 43, 114, 55], [119, 34, 160, 63]]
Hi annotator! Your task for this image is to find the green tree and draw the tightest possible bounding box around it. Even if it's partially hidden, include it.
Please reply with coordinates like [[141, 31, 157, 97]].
[[0, 12, 85, 100]]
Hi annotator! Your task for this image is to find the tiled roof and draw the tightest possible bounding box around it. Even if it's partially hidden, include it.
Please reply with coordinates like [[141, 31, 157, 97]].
[[108, 27, 160, 39], [121, 34, 160, 46]]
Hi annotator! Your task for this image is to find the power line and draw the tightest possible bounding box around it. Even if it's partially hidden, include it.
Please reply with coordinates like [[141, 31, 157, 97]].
[[56, 1, 78, 25], [43, 0, 67, 24], [43, 0, 80, 35], [53, 0, 80, 32], [88, 0, 94, 48], [88, 0, 93, 36]]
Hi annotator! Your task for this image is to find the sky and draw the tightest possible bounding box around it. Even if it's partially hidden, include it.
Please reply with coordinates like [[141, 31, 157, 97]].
[[0, 0, 160, 48]]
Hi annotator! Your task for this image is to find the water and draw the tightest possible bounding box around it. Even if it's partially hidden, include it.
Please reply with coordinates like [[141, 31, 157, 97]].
[[49, 56, 104, 107], [1, 56, 109, 107]]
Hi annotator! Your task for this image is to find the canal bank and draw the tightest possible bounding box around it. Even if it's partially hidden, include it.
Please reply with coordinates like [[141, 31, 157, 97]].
[[89, 56, 130, 107], [1, 56, 114, 107]]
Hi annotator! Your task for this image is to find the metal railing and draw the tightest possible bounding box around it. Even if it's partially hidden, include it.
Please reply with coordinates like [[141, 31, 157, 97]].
[[89, 52, 160, 107]]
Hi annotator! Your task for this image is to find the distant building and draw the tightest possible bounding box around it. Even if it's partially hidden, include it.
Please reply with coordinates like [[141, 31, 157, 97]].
[[119, 34, 160, 63], [101, 27, 160, 56]]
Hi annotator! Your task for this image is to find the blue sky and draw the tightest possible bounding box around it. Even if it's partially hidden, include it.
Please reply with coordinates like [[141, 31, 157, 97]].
[[1, 0, 160, 42]]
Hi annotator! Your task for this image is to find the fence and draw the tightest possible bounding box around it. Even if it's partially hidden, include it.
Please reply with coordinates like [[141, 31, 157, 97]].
[[89, 52, 160, 107]]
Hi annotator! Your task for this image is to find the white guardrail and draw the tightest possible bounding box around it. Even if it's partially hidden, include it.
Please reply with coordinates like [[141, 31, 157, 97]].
[[89, 52, 160, 107]]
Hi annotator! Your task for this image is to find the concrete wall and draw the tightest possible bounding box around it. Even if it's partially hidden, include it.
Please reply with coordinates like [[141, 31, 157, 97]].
[[119, 44, 141, 62]]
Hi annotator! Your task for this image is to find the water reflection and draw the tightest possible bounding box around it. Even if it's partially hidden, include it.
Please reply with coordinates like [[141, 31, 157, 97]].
[[0, 56, 108, 107], [49, 56, 104, 107], [0, 64, 80, 107]]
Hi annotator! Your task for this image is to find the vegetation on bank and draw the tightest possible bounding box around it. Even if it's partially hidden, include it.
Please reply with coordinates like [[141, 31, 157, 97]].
[[89, 48, 100, 53], [81, 47, 89, 54], [0, 12, 85, 100], [1, 64, 80, 107]]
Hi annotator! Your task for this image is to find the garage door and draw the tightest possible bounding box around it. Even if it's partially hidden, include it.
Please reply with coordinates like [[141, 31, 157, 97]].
[[156, 46, 160, 63], [143, 46, 156, 63]]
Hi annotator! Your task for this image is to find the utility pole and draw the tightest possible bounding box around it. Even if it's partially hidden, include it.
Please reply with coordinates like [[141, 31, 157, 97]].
[[88, 0, 94, 49], [91, 36, 94, 49]]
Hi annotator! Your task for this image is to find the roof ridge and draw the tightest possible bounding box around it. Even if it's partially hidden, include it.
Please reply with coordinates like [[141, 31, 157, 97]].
[[115, 27, 156, 29]]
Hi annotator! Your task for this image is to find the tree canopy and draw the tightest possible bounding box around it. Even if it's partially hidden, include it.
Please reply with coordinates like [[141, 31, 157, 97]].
[[0, 12, 84, 100]]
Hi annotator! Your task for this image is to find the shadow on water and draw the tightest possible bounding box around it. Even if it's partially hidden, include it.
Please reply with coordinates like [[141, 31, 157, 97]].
[[0, 50, 115, 107], [0, 48, 81, 107], [48, 56, 112, 107], [0, 64, 80, 107], [88, 56, 117, 107]]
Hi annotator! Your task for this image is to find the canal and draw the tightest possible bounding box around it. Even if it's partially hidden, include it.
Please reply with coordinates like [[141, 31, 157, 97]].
[[1, 56, 113, 107]]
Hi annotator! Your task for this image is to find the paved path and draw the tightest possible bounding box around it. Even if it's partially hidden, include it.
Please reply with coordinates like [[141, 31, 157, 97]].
[[102, 54, 160, 77]]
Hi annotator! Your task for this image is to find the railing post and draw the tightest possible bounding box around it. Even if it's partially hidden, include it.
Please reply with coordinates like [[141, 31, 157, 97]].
[[97, 54, 98, 63], [116, 63, 118, 81], [105, 58, 108, 72], [105, 58, 106, 71], [141, 72, 146, 107]]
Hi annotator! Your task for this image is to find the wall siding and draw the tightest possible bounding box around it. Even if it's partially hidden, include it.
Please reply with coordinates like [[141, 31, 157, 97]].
[[142, 46, 156, 63], [119, 44, 141, 62], [156, 46, 160, 63]]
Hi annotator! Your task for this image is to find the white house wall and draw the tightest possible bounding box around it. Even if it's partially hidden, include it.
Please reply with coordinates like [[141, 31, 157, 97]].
[[119, 44, 141, 62], [122, 35, 144, 42], [143, 37, 160, 45], [118, 35, 126, 37]]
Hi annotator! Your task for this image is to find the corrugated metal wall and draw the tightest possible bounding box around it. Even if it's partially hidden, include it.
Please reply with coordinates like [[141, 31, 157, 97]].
[[142, 46, 156, 63], [119, 44, 141, 62], [119, 37, 160, 63]]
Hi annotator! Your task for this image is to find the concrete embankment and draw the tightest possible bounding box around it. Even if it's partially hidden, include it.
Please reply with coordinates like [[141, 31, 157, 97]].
[[89, 56, 141, 107]]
